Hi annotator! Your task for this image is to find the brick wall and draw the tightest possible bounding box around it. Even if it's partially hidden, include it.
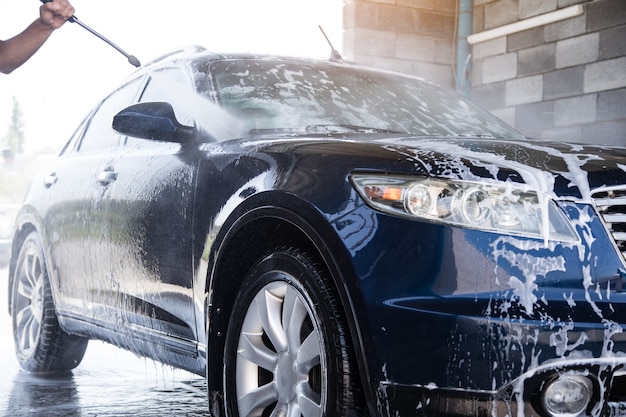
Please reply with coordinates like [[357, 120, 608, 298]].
[[471, 0, 626, 145], [342, 0, 457, 88]]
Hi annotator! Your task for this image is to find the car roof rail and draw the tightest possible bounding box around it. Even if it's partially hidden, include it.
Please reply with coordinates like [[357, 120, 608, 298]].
[[143, 45, 207, 67]]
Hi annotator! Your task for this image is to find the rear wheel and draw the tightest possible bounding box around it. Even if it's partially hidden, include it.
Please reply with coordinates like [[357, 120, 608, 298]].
[[224, 247, 363, 417], [11, 231, 88, 374]]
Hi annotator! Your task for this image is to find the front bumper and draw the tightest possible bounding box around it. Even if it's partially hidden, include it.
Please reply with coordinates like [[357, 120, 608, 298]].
[[378, 361, 626, 417]]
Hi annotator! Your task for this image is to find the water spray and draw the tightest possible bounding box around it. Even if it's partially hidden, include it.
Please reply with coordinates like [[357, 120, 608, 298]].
[[40, 0, 141, 67]]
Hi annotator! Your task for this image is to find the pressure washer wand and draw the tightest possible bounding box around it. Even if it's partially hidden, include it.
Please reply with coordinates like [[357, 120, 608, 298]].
[[68, 16, 141, 67], [40, 0, 141, 67]]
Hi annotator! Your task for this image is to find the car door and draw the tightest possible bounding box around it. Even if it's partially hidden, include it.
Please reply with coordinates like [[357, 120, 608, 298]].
[[54, 77, 144, 318], [40, 114, 101, 313], [42, 78, 143, 315], [96, 67, 200, 349]]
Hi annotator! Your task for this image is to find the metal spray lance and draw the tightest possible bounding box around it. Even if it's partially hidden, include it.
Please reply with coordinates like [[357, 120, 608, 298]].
[[40, 0, 141, 67]]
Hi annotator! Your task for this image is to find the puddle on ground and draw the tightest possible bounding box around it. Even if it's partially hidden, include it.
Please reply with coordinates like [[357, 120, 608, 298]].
[[0, 268, 209, 417]]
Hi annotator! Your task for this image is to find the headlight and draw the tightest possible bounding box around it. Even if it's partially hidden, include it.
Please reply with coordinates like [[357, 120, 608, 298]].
[[542, 375, 593, 417], [350, 174, 578, 242]]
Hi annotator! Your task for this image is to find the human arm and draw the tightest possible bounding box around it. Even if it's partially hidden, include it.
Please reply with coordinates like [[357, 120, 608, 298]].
[[0, 0, 75, 74]]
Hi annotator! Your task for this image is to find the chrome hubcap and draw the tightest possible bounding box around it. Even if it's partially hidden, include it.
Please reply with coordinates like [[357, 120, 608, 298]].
[[14, 247, 45, 357], [236, 280, 325, 417]]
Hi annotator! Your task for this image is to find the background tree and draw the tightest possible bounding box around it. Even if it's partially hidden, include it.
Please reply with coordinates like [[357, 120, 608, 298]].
[[3, 96, 26, 154]]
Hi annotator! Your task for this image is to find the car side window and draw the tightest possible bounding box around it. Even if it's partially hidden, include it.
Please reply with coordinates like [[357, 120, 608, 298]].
[[58, 114, 90, 156], [139, 68, 194, 127], [77, 78, 143, 153], [120, 68, 194, 150]]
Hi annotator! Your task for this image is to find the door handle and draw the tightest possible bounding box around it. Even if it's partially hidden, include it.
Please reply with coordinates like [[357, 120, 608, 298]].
[[43, 173, 58, 188], [97, 169, 117, 186]]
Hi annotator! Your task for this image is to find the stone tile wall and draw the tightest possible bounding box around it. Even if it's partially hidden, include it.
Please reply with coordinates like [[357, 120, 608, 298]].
[[342, 0, 457, 87], [472, 0, 626, 145]]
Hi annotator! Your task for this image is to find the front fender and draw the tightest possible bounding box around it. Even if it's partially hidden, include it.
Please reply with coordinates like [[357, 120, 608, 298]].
[[198, 191, 378, 417]]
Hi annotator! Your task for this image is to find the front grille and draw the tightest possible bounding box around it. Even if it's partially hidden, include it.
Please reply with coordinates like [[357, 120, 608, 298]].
[[610, 371, 626, 402], [591, 187, 626, 263], [607, 370, 626, 416]]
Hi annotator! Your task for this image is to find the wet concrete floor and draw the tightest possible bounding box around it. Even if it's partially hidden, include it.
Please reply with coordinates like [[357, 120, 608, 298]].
[[0, 267, 210, 416]]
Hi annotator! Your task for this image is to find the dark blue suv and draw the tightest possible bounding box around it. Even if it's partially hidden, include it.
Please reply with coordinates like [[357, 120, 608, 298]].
[[8, 47, 626, 416]]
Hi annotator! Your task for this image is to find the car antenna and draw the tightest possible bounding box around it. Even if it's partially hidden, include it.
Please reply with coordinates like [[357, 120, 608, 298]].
[[318, 25, 343, 62]]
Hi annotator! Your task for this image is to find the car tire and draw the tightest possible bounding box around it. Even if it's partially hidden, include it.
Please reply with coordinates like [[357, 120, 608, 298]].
[[224, 247, 363, 417], [11, 231, 88, 374]]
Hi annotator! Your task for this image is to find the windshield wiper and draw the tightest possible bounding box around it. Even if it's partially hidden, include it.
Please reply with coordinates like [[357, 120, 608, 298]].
[[248, 125, 404, 135], [305, 124, 403, 134], [456, 131, 498, 138]]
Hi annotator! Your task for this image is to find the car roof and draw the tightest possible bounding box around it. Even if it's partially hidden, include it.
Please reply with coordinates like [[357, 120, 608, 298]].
[[148, 48, 341, 69], [136, 45, 426, 83]]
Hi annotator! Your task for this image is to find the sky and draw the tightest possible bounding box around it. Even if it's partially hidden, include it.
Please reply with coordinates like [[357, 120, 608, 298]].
[[0, 0, 343, 153]]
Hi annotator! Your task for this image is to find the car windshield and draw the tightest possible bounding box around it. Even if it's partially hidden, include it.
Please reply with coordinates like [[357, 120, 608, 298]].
[[209, 59, 524, 139]]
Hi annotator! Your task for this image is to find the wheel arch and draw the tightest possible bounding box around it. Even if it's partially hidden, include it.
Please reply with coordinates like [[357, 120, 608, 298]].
[[205, 193, 375, 416], [7, 219, 39, 314], [8, 217, 88, 373]]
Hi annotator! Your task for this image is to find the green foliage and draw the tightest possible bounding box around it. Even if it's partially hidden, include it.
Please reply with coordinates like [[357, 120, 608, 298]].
[[2, 96, 26, 154]]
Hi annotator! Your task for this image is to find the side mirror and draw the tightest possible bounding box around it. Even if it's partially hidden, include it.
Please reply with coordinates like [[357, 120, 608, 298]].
[[112, 102, 195, 143]]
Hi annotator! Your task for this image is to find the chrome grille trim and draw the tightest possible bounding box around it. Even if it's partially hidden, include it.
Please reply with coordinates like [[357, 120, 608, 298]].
[[594, 196, 626, 206], [605, 214, 626, 223], [591, 186, 626, 265]]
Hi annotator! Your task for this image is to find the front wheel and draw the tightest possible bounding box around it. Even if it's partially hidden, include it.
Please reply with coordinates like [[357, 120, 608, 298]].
[[224, 248, 363, 417], [11, 231, 88, 374]]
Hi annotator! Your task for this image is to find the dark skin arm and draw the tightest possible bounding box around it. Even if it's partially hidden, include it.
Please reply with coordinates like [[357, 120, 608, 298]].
[[0, 0, 75, 74]]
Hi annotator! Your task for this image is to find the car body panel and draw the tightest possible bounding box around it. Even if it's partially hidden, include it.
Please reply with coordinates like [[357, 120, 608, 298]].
[[8, 50, 626, 416], [94, 141, 199, 342]]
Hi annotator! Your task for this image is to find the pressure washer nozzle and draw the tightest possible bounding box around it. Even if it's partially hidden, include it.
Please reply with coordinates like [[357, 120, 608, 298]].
[[128, 55, 141, 68]]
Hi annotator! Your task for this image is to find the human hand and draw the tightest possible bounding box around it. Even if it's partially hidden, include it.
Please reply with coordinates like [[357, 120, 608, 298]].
[[39, 0, 75, 29]]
